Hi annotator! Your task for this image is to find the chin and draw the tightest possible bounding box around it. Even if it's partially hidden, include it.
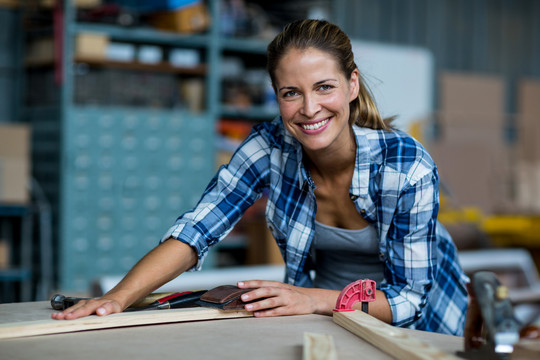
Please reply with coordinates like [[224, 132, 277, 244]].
[[299, 139, 334, 153]]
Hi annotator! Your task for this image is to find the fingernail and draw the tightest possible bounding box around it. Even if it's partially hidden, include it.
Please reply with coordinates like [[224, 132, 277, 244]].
[[96, 307, 106, 315], [241, 294, 249, 301], [245, 304, 253, 310], [238, 281, 244, 287]]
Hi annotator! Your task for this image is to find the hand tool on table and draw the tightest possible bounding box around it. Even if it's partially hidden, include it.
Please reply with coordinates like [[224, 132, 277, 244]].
[[50, 294, 91, 310], [51, 291, 206, 311], [333, 279, 376, 313], [51, 293, 171, 310], [195, 285, 256, 310], [458, 271, 522, 360], [51, 293, 180, 310]]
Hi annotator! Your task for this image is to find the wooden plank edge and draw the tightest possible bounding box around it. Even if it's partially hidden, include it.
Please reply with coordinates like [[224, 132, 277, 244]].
[[0, 307, 252, 340], [303, 332, 338, 360], [333, 311, 462, 360]]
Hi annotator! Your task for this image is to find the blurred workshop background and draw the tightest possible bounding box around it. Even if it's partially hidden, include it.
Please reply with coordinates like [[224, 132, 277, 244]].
[[0, 0, 539, 312]]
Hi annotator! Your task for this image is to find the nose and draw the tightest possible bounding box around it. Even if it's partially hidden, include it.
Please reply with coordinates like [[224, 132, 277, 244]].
[[300, 94, 320, 117]]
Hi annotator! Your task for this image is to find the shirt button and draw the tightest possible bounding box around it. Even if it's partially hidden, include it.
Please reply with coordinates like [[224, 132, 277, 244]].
[[360, 209, 366, 214], [350, 194, 358, 200]]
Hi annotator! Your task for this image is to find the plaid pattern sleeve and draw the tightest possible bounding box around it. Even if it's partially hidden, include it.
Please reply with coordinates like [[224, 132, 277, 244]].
[[161, 124, 274, 270], [359, 128, 468, 335]]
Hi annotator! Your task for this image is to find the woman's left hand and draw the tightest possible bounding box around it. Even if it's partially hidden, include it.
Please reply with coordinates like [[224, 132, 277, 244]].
[[236, 280, 322, 317]]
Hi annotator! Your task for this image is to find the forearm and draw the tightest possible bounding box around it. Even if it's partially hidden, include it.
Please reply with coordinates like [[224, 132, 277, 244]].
[[301, 288, 392, 323], [105, 238, 197, 309], [52, 238, 197, 320], [352, 290, 392, 323]]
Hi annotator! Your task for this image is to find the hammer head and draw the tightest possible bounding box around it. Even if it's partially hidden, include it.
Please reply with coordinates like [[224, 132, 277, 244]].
[[50, 294, 88, 310], [50, 294, 66, 310]]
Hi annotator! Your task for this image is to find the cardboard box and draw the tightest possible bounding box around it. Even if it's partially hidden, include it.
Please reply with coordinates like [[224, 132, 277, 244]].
[[514, 161, 540, 212], [26, 33, 109, 66], [429, 135, 512, 214], [439, 72, 505, 129], [75, 33, 109, 60], [149, 2, 211, 34], [517, 79, 540, 162], [431, 72, 512, 214], [0, 123, 30, 204]]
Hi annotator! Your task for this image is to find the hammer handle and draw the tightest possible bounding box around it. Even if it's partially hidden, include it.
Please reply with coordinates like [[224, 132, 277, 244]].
[[51, 292, 179, 311]]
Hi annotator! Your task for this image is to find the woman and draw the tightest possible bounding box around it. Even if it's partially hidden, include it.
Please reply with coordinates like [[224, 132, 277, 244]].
[[53, 19, 468, 336]]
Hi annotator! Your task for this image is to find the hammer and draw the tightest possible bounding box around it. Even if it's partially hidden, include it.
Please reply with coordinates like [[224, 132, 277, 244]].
[[50, 291, 189, 311], [50, 294, 90, 310]]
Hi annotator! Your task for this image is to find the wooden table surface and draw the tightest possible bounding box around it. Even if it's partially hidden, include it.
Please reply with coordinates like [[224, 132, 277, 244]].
[[0, 301, 464, 359]]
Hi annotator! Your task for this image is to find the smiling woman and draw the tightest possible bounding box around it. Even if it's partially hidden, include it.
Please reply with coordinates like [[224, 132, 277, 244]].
[[51, 19, 469, 338], [274, 47, 359, 156], [266, 19, 391, 131]]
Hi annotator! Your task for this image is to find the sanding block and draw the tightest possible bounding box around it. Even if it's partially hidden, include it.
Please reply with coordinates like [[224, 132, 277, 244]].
[[196, 285, 254, 310]]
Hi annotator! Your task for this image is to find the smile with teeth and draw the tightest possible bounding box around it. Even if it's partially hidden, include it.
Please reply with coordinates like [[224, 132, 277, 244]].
[[300, 118, 329, 130]]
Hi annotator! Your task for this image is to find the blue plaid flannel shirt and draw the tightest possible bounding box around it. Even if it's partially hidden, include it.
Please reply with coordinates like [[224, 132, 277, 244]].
[[162, 117, 469, 336]]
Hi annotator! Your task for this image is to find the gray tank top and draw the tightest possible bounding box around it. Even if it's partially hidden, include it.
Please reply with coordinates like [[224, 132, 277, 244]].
[[312, 220, 385, 290]]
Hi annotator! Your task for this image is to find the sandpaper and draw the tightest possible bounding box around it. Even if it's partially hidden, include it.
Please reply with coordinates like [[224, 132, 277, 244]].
[[197, 285, 255, 310]]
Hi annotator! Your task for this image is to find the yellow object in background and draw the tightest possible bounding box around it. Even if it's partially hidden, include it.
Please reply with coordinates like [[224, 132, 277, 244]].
[[483, 215, 540, 247]]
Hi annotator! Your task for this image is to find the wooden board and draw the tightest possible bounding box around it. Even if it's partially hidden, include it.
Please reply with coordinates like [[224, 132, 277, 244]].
[[1, 314, 411, 360], [303, 332, 338, 360], [0, 306, 252, 340], [333, 311, 461, 360]]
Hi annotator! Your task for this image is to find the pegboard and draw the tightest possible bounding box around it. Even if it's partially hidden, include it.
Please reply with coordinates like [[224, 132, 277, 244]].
[[59, 106, 215, 291]]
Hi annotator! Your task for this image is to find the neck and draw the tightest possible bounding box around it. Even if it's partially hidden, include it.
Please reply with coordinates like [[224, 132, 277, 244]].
[[304, 132, 357, 181]]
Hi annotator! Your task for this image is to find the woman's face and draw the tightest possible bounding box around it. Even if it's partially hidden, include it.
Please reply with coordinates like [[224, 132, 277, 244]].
[[274, 47, 359, 154]]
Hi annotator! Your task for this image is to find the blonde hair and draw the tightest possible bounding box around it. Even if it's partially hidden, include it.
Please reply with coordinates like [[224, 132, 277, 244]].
[[267, 19, 393, 130]]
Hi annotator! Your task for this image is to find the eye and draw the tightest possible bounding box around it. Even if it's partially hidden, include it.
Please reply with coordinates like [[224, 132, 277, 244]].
[[282, 90, 299, 98], [317, 84, 334, 92]]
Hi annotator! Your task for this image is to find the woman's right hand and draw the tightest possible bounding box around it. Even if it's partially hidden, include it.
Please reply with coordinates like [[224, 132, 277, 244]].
[[51, 297, 124, 320], [50, 239, 197, 321]]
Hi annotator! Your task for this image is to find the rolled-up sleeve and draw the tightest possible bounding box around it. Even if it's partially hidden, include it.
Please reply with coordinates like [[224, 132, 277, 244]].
[[380, 168, 440, 327], [161, 130, 271, 271]]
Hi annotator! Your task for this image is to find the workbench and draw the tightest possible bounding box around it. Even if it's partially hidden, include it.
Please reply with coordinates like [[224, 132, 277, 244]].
[[0, 301, 463, 359]]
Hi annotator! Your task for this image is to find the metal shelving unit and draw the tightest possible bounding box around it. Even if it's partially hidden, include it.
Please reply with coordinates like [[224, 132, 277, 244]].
[[22, 0, 289, 292], [22, 1, 221, 292], [221, 37, 269, 54], [72, 23, 211, 47]]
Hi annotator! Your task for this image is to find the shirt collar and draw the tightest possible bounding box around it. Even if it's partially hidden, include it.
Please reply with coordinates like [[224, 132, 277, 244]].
[[350, 125, 371, 198], [279, 126, 312, 190], [296, 140, 315, 190]]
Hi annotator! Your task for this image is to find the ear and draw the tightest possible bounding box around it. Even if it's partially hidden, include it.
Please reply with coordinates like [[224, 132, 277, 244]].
[[348, 69, 360, 102]]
